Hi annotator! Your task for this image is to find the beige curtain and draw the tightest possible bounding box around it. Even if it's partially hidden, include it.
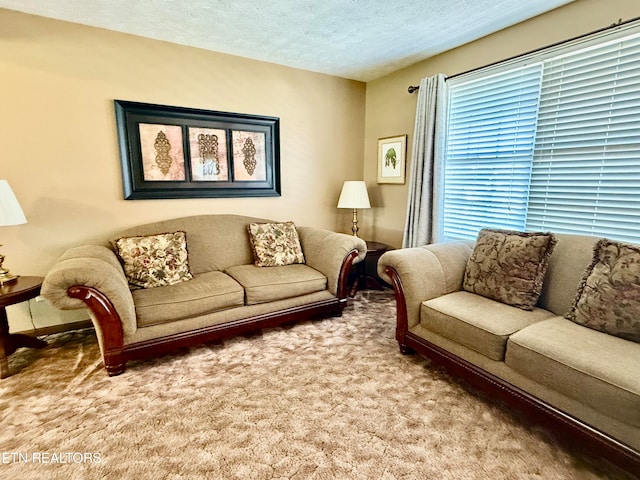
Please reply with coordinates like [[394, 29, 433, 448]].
[[402, 74, 447, 248]]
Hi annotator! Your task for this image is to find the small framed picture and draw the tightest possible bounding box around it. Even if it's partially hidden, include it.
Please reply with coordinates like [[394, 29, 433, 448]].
[[377, 134, 407, 184]]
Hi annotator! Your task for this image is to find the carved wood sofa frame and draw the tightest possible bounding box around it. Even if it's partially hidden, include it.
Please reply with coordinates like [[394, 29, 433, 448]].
[[66, 250, 359, 377], [384, 266, 640, 476]]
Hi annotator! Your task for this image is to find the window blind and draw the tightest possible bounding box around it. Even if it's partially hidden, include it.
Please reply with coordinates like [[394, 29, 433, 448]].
[[442, 65, 542, 240], [526, 34, 640, 242], [439, 23, 640, 243]]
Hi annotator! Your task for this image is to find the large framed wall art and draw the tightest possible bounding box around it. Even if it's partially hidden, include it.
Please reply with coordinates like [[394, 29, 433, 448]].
[[114, 100, 281, 199]]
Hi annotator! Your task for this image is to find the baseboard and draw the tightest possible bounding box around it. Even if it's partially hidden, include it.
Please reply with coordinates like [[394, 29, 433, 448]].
[[19, 320, 93, 337]]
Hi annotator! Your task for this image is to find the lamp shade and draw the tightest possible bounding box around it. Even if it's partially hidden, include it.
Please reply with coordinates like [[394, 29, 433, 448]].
[[337, 181, 371, 209], [0, 180, 27, 226]]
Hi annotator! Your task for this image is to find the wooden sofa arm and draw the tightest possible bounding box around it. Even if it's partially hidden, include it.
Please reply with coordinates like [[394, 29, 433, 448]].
[[66, 285, 127, 376], [377, 241, 474, 330], [297, 227, 367, 298]]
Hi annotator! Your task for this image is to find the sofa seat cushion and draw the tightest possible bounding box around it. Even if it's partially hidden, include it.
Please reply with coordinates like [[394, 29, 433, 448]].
[[421, 291, 554, 361], [225, 264, 327, 305], [506, 317, 640, 427], [133, 271, 244, 327]]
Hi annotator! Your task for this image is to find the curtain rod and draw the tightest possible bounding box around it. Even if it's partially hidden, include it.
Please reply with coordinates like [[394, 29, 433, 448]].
[[407, 16, 638, 93]]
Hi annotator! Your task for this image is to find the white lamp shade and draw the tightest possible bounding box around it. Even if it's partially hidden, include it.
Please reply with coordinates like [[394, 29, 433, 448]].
[[0, 180, 27, 226], [337, 181, 371, 209]]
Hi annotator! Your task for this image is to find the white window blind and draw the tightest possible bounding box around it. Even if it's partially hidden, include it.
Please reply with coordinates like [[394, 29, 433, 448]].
[[526, 34, 640, 242], [439, 23, 640, 243], [442, 65, 542, 240]]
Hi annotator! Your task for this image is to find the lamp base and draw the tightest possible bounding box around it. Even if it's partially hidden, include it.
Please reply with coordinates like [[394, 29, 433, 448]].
[[351, 208, 360, 237], [0, 251, 18, 285], [0, 271, 18, 286]]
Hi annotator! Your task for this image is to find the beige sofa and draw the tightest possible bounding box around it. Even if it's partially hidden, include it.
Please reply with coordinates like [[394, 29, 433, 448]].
[[378, 233, 640, 473], [42, 214, 366, 376]]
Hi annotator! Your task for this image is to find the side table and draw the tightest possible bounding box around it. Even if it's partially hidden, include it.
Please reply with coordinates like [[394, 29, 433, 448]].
[[350, 240, 391, 297], [0, 276, 47, 379]]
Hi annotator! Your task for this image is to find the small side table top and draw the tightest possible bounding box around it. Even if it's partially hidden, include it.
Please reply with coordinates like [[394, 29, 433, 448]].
[[0, 276, 47, 379], [0, 276, 44, 306], [364, 241, 391, 253]]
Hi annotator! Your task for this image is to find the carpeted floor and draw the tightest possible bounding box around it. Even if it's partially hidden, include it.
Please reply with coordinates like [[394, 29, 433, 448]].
[[0, 290, 635, 479]]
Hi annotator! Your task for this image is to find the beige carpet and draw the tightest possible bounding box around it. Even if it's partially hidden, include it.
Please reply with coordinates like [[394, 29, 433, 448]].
[[0, 290, 634, 480]]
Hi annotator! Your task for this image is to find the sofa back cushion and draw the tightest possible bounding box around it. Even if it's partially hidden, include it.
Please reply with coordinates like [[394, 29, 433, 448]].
[[114, 231, 193, 288], [462, 229, 557, 310], [248, 221, 305, 267], [537, 234, 599, 316], [113, 214, 272, 274], [565, 238, 640, 343]]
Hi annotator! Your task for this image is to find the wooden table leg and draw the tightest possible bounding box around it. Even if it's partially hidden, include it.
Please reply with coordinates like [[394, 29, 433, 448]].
[[0, 307, 12, 379], [0, 345, 8, 379], [0, 306, 47, 379]]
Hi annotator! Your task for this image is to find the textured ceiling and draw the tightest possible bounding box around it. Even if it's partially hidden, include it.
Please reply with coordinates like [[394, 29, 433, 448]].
[[0, 0, 575, 81]]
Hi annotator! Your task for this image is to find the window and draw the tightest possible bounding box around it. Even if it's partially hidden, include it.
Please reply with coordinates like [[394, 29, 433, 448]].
[[442, 65, 541, 239], [439, 23, 640, 243]]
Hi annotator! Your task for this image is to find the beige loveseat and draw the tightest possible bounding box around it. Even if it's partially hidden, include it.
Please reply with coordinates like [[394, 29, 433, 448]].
[[42, 214, 366, 376], [378, 233, 640, 473]]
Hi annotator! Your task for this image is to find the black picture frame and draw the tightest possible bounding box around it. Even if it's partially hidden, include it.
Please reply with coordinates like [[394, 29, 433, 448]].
[[114, 100, 281, 199]]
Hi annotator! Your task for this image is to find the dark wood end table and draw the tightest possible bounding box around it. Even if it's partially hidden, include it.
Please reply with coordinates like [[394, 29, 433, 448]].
[[0, 276, 48, 378], [350, 240, 391, 297]]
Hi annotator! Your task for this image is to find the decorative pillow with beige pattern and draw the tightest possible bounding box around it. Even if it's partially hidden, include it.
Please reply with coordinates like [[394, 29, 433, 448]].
[[566, 238, 640, 343], [463, 228, 557, 310], [115, 231, 193, 289], [248, 221, 305, 267]]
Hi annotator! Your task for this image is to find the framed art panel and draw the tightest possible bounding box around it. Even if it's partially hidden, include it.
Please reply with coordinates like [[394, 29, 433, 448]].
[[377, 134, 407, 184], [114, 100, 280, 199], [232, 130, 267, 181], [138, 124, 186, 181], [188, 127, 229, 182]]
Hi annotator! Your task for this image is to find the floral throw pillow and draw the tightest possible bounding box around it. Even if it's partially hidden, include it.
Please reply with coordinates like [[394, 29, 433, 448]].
[[115, 231, 193, 289], [248, 222, 305, 267], [566, 239, 640, 343], [463, 228, 557, 310]]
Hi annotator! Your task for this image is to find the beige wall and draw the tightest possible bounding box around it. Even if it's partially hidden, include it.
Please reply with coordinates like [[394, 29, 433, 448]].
[[364, 0, 640, 248], [1, 9, 365, 330]]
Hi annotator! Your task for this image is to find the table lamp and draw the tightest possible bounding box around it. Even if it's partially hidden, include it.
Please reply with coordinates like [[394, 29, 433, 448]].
[[337, 181, 371, 237], [0, 180, 27, 285]]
